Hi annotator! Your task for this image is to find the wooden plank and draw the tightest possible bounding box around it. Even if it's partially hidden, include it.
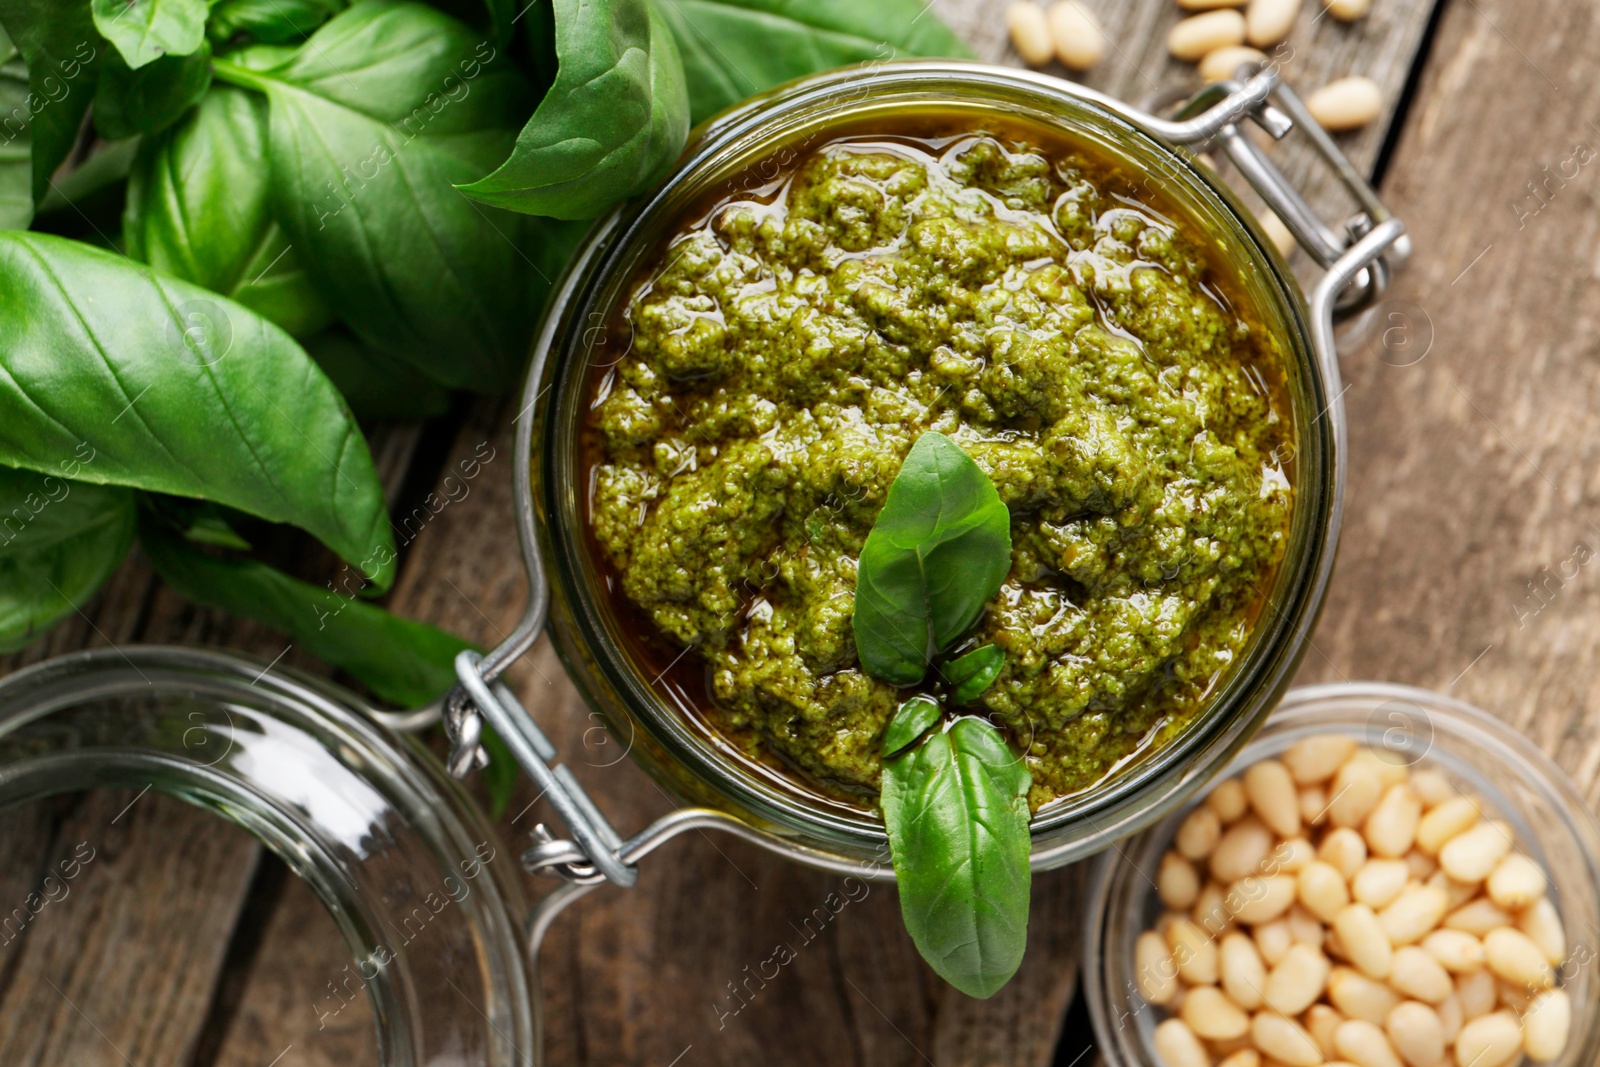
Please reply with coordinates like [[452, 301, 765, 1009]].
[[1293, 0, 1600, 798], [0, 791, 259, 1066]]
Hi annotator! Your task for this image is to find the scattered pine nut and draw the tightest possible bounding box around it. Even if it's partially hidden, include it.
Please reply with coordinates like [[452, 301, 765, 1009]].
[[1325, 0, 1372, 20], [1199, 44, 1269, 82], [1006, 3, 1056, 67], [1046, 0, 1106, 71], [1306, 75, 1383, 132], [1168, 9, 1247, 61], [1245, 0, 1300, 47]]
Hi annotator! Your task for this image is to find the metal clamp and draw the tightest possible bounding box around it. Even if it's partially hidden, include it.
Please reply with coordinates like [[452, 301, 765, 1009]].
[[1141, 64, 1409, 317], [450, 650, 637, 887]]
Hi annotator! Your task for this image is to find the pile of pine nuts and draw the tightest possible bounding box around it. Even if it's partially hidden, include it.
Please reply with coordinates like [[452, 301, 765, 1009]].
[[1136, 736, 1574, 1067], [1005, 0, 1383, 133]]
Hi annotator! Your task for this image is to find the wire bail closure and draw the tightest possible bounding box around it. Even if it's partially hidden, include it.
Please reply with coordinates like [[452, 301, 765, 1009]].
[[436, 62, 1408, 900]]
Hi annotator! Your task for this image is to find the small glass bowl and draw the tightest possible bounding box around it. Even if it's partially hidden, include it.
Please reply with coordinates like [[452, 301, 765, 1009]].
[[1083, 681, 1600, 1067]]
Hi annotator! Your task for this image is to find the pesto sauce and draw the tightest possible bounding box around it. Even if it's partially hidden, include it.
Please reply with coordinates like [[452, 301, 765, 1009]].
[[585, 124, 1293, 809]]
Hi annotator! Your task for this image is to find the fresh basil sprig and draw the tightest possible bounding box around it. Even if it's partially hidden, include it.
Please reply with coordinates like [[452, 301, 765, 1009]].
[[854, 431, 1012, 684], [854, 432, 1031, 998]]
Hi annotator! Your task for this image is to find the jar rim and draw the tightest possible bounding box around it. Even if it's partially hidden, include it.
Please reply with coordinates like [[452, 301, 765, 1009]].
[[531, 60, 1339, 870]]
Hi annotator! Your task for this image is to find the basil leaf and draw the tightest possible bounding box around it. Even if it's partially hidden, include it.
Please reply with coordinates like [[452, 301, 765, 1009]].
[[882, 694, 941, 759], [217, 0, 541, 391], [0, 231, 398, 591], [881, 715, 1031, 999], [91, 0, 207, 69], [459, 0, 690, 221], [0, 465, 135, 651], [0, 0, 100, 202], [304, 330, 451, 421], [94, 40, 211, 138], [944, 644, 1004, 705], [853, 432, 1012, 686], [655, 0, 972, 124], [140, 517, 471, 706], [124, 85, 332, 337], [207, 0, 345, 44], [0, 30, 30, 229]]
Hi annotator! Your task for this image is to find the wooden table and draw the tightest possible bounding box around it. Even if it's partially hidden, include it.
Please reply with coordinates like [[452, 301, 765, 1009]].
[[7, 0, 1597, 1062]]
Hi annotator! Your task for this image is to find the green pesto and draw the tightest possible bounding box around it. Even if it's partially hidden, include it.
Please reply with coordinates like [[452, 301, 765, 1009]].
[[587, 132, 1293, 808]]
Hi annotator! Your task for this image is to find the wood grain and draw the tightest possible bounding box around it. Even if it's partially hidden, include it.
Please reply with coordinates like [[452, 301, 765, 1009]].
[[0, 0, 1457, 1064]]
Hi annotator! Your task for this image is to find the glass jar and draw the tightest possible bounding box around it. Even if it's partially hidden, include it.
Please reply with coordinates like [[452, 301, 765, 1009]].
[[0, 647, 538, 1067], [524, 60, 1387, 870], [1082, 682, 1600, 1067]]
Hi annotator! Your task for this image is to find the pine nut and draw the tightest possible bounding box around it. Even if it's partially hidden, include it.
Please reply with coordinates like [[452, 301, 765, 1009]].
[[1288, 904, 1326, 949], [1454, 1011, 1523, 1067], [1245, 0, 1300, 47], [1276, 837, 1315, 874], [1352, 859, 1411, 910], [1177, 806, 1224, 860], [1378, 886, 1449, 946], [1006, 3, 1055, 66], [1154, 1018, 1212, 1067], [1435, 993, 1463, 1045], [1498, 976, 1534, 1013], [1455, 969, 1497, 1020], [1170, 917, 1221, 985], [1195, 880, 1232, 936], [1251, 1013, 1323, 1067], [1255, 917, 1293, 965], [1307, 1003, 1345, 1059], [1414, 797, 1478, 856], [1420, 929, 1484, 974], [1228, 874, 1298, 923], [1306, 76, 1383, 132], [1384, 1001, 1445, 1067], [1217, 1051, 1260, 1067], [1284, 734, 1357, 784], [1517, 897, 1567, 965], [1410, 770, 1455, 809], [1182, 985, 1251, 1040], [1329, 760, 1385, 829], [1300, 785, 1329, 826], [1330, 967, 1403, 1024], [1199, 44, 1269, 82], [1351, 750, 1411, 789], [1334, 1018, 1405, 1067], [1168, 10, 1247, 61], [1222, 931, 1268, 1009], [1213, 817, 1275, 882], [1325, 0, 1372, 20], [1335, 904, 1393, 978], [1522, 988, 1571, 1061], [1046, 0, 1105, 71], [1389, 946, 1453, 1004], [1364, 785, 1422, 857], [1179, 0, 1249, 8], [1137, 930, 1180, 1004], [1209, 778, 1249, 823], [1298, 861, 1351, 923], [1161, 850, 1202, 909], [1264, 943, 1329, 1014], [1445, 898, 1514, 937], [1438, 821, 1512, 883], [1321, 827, 1370, 880], [1485, 853, 1546, 911], [1482, 927, 1554, 990]]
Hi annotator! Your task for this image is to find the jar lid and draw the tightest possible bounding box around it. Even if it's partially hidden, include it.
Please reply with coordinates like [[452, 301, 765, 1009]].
[[0, 646, 536, 1067]]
